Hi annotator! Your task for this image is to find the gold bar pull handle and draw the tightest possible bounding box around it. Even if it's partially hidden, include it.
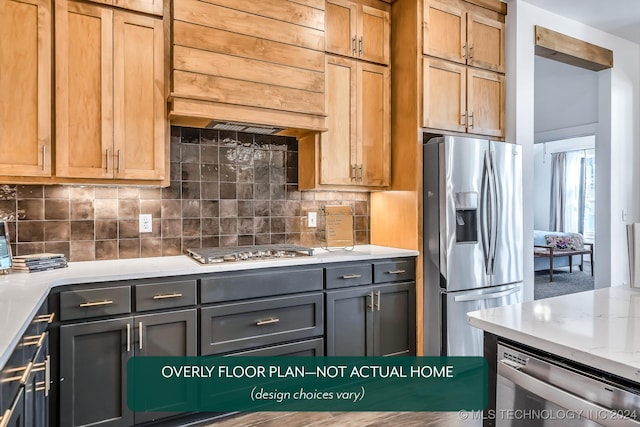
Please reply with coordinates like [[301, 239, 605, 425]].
[[79, 300, 113, 308], [387, 270, 406, 275], [0, 409, 11, 427], [35, 313, 56, 324], [462, 43, 468, 59], [461, 112, 467, 127], [256, 318, 280, 326], [376, 290, 381, 311], [152, 293, 183, 300], [352, 36, 357, 55], [469, 45, 474, 59], [350, 164, 357, 181], [359, 36, 363, 55], [0, 362, 33, 384], [368, 291, 374, 311], [358, 164, 363, 181], [342, 274, 362, 279], [22, 332, 46, 347], [139, 321, 143, 350], [116, 149, 122, 173]]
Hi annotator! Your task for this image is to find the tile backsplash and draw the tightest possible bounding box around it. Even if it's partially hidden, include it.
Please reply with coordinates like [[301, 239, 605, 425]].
[[0, 127, 370, 261]]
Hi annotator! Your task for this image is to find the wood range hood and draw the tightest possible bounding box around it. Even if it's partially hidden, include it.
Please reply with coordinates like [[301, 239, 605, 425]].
[[168, 95, 328, 137]]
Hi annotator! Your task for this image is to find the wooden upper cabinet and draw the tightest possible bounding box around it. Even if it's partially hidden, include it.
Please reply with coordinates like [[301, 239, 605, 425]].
[[320, 57, 356, 186], [423, 0, 505, 73], [358, 61, 389, 186], [56, 0, 165, 180], [422, 57, 504, 138], [325, 0, 390, 65], [113, 11, 164, 180], [55, 0, 113, 179], [422, 58, 466, 133], [467, 67, 504, 137], [467, 11, 504, 73], [0, 0, 52, 178], [423, 1, 466, 64], [301, 55, 389, 189]]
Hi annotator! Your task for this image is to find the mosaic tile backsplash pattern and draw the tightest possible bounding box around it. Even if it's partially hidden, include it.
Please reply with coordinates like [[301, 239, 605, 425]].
[[0, 127, 370, 261]]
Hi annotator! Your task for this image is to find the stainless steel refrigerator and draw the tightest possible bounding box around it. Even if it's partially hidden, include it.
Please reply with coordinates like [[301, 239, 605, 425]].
[[423, 135, 523, 357]]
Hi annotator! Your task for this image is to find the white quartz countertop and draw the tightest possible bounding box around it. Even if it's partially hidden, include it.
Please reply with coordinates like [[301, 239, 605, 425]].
[[0, 245, 417, 369], [468, 286, 640, 383]]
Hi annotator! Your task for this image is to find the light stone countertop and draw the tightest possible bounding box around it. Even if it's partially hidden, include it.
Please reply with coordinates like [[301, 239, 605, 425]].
[[467, 286, 640, 383], [0, 245, 418, 370]]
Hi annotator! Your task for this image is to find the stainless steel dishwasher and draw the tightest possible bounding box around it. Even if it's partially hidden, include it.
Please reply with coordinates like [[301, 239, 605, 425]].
[[496, 343, 640, 427]]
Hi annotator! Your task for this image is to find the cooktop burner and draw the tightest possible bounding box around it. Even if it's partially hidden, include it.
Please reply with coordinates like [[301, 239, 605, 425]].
[[186, 244, 314, 264]]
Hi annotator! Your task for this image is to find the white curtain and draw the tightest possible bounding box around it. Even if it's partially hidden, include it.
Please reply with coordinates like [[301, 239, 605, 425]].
[[564, 151, 583, 232], [549, 152, 566, 231]]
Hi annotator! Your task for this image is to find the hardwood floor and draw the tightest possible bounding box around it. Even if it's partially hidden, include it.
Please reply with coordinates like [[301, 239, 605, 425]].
[[205, 411, 467, 426]]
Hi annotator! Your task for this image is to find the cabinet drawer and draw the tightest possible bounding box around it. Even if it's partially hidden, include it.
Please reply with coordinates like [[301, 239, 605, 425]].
[[227, 338, 324, 357], [325, 263, 372, 289], [59, 286, 131, 321], [200, 293, 323, 355], [373, 259, 416, 283], [135, 280, 197, 312], [200, 267, 323, 303]]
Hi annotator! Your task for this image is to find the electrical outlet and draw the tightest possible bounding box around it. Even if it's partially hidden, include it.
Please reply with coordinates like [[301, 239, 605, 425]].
[[307, 212, 317, 228], [139, 214, 152, 233]]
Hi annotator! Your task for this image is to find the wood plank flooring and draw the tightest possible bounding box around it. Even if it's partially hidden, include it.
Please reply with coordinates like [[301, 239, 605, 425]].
[[205, 411, 467, 426]]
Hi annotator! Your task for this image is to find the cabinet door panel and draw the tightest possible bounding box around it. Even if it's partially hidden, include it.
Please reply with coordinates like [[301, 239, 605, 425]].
[[55, 0, 113, 179], [321, 56, 356, 185], [467, 12, 505, 73], [359, 5, 389, 65], [0, 0, 51, 177], [59, 317, 133, 427], [135, 309, 197, 424], [422, 58, 466, 132], [467, 68, 504, 137], [325, 0, 357, 58], [113, 11, 164, 180], [373, 282, 415, 357], [358, 62, 389, 186], [325, 287, 373, 356], [423, 0, 465, 64]]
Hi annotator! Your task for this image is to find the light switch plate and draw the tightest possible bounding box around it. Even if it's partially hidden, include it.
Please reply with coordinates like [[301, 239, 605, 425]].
[[139, 214, 152, 233]]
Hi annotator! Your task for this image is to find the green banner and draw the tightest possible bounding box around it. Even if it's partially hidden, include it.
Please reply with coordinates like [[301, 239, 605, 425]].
[[127, 356, 487, 412]]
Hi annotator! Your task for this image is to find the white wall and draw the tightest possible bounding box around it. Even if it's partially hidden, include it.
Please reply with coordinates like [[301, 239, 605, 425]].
[[505, 0, 640, 300], [532, 136, 596, 230], [534, 56, 599, 141]]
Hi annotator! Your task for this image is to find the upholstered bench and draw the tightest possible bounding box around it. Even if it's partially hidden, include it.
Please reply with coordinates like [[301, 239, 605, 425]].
[[533, 231, 594, 281]]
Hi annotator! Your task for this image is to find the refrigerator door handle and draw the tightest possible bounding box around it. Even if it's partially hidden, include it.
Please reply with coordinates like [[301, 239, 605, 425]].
[[480, 151, 491, 273], [453, 285, 520, 302], [488, 149, 499, 274]]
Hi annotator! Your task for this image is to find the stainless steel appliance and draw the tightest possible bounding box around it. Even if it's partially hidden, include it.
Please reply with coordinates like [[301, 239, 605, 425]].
[[497, 343, 640, 427], [186, 244, 314, 264], [423, 135, 523, 356]]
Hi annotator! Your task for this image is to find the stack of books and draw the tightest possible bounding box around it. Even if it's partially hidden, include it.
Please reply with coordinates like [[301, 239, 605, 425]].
[[11, 253, 68, 272]]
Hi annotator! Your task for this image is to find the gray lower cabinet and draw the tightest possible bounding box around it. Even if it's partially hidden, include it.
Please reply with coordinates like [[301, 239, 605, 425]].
[[58, 309, 197, 427], [326, 282, 415, 356]]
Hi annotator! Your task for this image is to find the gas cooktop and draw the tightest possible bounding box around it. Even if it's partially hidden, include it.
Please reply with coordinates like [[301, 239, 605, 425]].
[[186, 244, 314, 264]]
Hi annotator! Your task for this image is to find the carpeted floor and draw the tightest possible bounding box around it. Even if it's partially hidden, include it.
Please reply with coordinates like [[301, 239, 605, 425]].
[[534, 263, 594, 300]]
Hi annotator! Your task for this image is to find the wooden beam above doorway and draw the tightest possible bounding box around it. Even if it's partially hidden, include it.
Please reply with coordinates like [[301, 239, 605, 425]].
[[534, 26, 613, 71]]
